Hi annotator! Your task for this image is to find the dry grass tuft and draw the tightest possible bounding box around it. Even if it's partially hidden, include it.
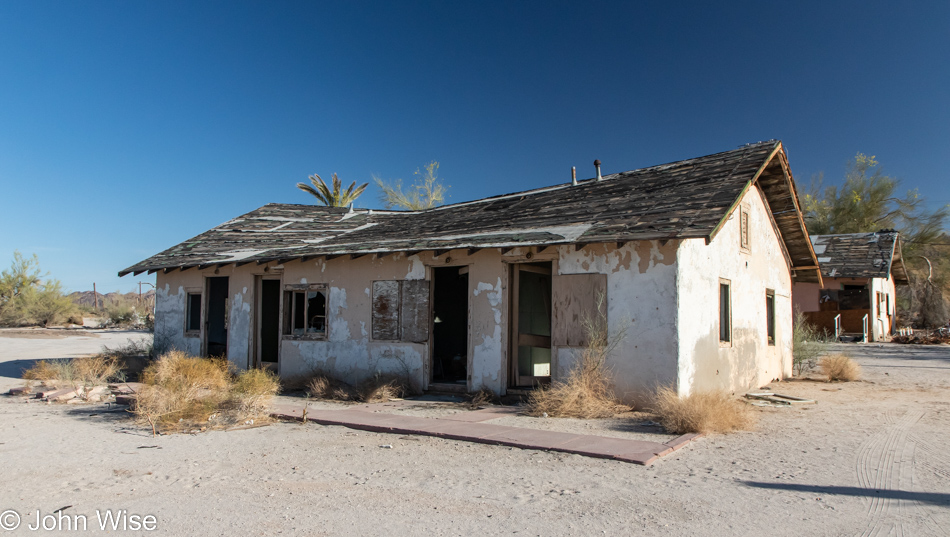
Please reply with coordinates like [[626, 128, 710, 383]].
[[230, 368, 280, 415], [819, 354, 862, 381], [23, 355, 122, 392], [306, 375, 357, 401], [134, 351, 280, 435], [525, 300, 630, 419], [467, 388, 498, 409], [139, 350, 231, 391], [651, 386, 755, 435], [304, 372, 411, 403], [357, 374, 408, 403]]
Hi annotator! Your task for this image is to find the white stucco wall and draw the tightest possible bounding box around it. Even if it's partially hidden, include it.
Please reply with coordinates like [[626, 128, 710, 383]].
[[556, 241, 680, 403], [676, 185, 794, 395], [869, 276, 896, 340]]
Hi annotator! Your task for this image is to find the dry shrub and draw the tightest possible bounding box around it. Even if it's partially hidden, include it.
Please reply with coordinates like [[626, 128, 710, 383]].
[[525, 299, 629, 418], [467, 387, 497, 409], [357, 374, 408, 403], [305, 372, 410, 403], [819, 354, 861, 381], [134, 350, 279, 435], [22, 360, 61, 383], [139, 350, 230, 391], [307, 375, 357, 401], [231, 368, 280, 415], [651, 387, 755, 435], [22, 355, 121, 390]]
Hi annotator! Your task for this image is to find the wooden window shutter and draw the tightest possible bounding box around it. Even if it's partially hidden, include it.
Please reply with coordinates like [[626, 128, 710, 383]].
[[372, 281, 401, 340], [552, 273, 607, 347], [400, 279, 430, 343], [372, 280, 430, 342]]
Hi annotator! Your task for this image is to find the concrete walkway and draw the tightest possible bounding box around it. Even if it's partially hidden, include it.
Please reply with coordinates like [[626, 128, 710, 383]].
[[271, 401, 700, 465]]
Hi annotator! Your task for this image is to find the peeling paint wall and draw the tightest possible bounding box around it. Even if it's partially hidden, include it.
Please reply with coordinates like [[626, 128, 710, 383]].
[[556, 241, 679, 404], [155, 266, 253, 370], [154, 249, 510, 394], [154, 274, 201, 356], [676, 184, 793, 395]]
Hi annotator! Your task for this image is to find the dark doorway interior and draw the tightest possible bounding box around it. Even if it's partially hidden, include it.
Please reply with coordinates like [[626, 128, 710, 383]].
[[259, 279, 280, 367], [432, 266, 468, 384], [206, 277, 229, 357]]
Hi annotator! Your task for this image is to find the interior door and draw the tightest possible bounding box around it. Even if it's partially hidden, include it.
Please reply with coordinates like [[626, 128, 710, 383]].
[[510, 262, 552, 387]]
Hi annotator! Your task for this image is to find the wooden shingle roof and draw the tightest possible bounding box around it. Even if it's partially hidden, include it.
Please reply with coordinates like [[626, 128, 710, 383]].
[[120, 140, 821, 282], [811, 232, 909, 283]]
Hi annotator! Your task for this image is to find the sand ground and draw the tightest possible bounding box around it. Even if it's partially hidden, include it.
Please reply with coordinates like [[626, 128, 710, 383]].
[[0, 330, 948, 536]]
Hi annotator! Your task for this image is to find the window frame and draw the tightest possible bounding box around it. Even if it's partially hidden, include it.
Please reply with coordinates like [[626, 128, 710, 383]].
[[184, 289, 202, 338], [282, 283, 328, 341], [719, 278, 732, 346], [765, 289, 775, 346]]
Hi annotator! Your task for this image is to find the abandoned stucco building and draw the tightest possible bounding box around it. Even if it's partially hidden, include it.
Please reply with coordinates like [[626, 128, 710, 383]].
[[120, 140, 821, 402], [792, 232, 908, 342]]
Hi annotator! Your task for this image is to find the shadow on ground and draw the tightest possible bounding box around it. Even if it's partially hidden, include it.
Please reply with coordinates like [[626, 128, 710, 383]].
[[743, 481, 950, 506], [0, 358, 48, 380]]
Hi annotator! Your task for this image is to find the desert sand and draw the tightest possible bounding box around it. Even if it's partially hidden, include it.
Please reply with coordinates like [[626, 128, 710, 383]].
[[0, 330, 948, 536]]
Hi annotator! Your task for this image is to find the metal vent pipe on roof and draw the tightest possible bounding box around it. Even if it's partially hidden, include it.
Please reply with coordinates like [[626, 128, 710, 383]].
[[572, 166, 577, 186], [594, 159, 602, 181]]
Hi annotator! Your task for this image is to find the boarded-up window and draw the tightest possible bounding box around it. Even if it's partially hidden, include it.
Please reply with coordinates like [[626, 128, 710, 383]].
[[765, 290, 775, 346], [739, 207, 751, 251], [401, 280, 430, 343], [372, 280, 430, 342], [552, 273, 607, 347]]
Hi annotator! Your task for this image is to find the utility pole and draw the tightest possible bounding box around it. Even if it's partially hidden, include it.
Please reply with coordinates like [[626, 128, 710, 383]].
[[93, 282, 99, 311]]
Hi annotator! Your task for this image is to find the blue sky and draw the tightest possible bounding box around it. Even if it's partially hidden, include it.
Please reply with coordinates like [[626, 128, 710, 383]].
[[1, 1, 947, 293]]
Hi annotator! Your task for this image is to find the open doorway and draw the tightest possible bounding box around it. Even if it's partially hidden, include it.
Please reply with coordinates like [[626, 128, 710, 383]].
[[205, 276, 229, 357], [510, 262, 552, 388], [431, 266, 469, 386], [256, 278, 280, 371]]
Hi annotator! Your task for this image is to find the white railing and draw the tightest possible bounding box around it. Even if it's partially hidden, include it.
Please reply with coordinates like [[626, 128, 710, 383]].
[[834, 314, 842, 341], [897, 327, 914, 336], [862, 314, 869, 343]]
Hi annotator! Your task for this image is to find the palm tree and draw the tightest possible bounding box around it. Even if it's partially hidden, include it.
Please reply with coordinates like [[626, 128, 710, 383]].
[[296, 173, 368, 207]]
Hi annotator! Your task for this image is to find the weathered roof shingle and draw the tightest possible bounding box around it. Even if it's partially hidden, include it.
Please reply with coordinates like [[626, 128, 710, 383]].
[[120, 140, 821, 282], [811, 232, 908, 283]]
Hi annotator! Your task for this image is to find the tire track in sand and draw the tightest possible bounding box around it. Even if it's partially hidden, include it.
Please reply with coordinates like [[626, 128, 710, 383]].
[[854, 409, 934, 537]]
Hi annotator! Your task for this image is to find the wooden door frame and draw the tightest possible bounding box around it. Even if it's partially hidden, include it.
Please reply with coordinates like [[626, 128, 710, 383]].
[[508, 261, 553, 388], [253, 274, 283, 372], [427, 264, 472, 390]]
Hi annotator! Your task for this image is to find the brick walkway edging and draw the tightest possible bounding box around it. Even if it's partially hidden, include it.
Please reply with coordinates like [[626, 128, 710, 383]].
[[270, 402, 702, 465]]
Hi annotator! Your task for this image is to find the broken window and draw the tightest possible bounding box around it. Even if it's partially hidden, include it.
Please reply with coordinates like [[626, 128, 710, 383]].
[[765, 290, 775, 346], [186, 292, 202, 334], [372, 280, 430, 342], [283, 284, 327, 338], [720, 280, 731, 344], [739, 206, 751, 251]]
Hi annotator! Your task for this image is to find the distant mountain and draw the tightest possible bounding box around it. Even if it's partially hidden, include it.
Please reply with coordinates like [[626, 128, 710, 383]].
[[69, 290, 155, 308]]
